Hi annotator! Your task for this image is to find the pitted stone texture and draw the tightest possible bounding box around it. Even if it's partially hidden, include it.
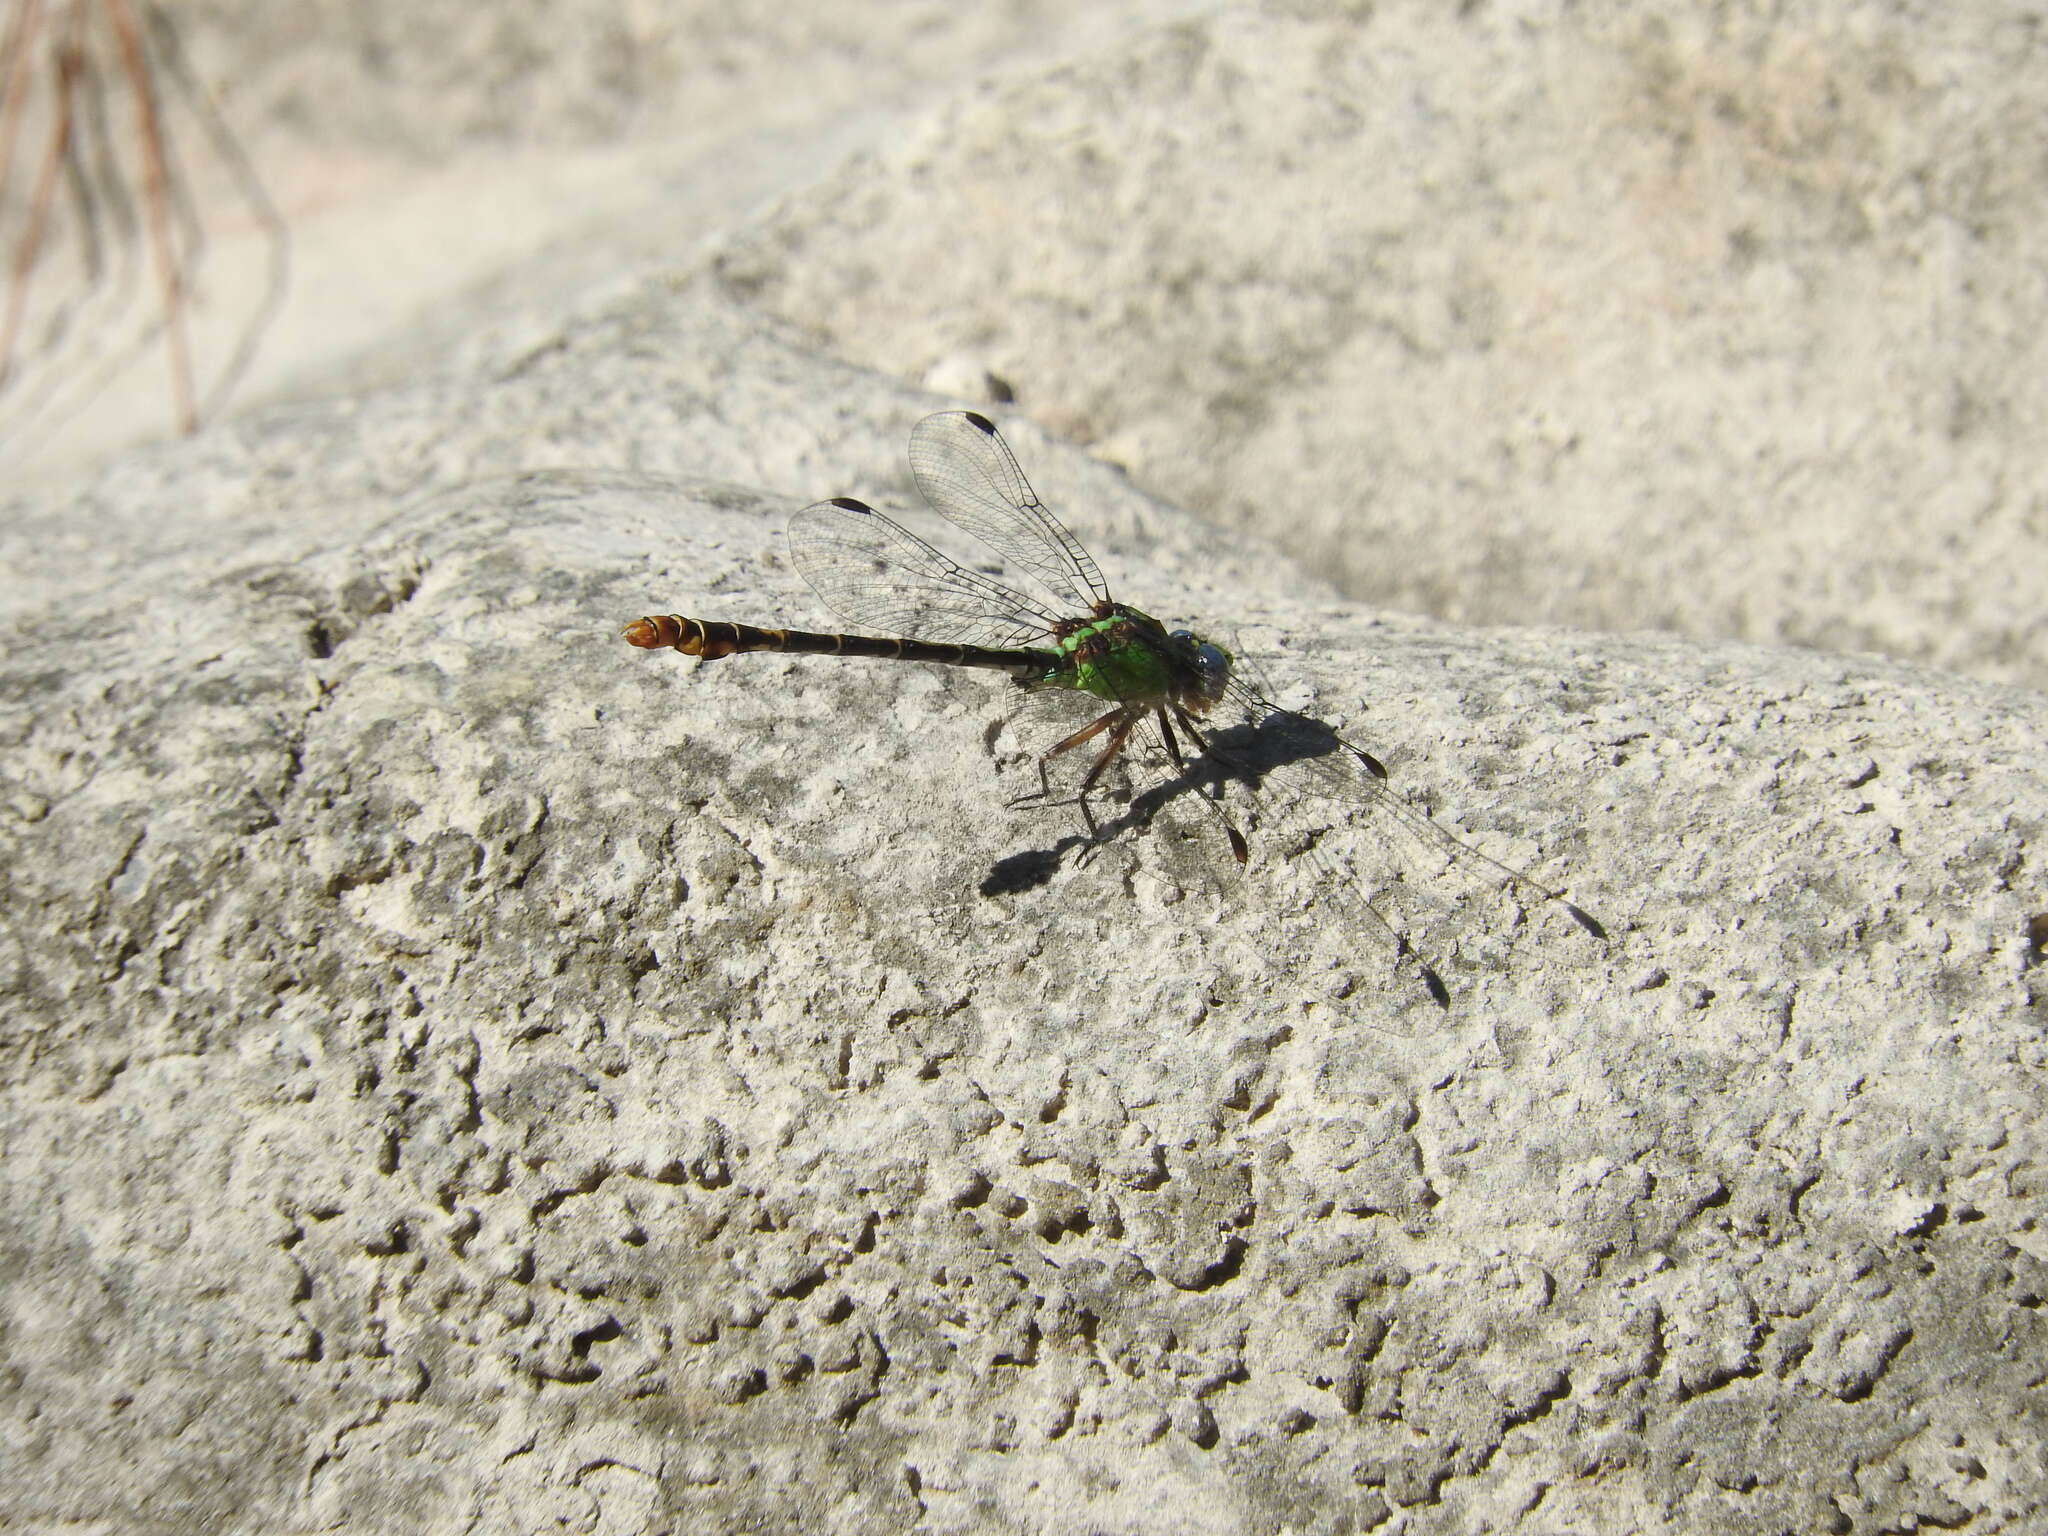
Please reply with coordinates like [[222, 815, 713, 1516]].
[[3, 448, 2044, 1533]]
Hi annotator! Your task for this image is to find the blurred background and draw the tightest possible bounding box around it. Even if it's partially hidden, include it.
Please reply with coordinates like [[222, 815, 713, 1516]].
[[0, 1, 1198, 475]]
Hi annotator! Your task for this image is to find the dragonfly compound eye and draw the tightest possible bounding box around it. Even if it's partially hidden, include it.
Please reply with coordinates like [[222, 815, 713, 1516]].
[[1170, 629, 1233, 704]]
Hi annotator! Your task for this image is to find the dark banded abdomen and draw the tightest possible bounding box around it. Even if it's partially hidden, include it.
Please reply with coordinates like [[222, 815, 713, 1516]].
[[624, 615, 1056, 679]]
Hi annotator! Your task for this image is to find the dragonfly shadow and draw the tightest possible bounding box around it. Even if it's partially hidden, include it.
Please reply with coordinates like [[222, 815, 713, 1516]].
[[1198, 707, 1386, 793], [980, 788, 1155, 896], [980, 843, 1078, 897], [977, 707, 1367, 898]]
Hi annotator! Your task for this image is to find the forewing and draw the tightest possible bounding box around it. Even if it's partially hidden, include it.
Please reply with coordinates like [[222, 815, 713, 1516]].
[[1211, 677, 1577, 906], [1193, 677, 1599, 1008], [908, 411, 1110, 616], [787, 495, 1063, 649]]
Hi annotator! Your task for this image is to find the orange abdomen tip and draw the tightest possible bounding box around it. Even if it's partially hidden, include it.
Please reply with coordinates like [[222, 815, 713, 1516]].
[[624, 616, 682, 649]]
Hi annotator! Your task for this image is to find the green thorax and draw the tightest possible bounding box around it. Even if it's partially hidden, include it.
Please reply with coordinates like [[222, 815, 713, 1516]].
[[1042, 604, 1187, 705]]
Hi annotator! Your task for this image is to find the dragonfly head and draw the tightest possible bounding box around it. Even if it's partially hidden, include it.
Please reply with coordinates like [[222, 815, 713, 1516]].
[[1169, 629, 1233, 709]]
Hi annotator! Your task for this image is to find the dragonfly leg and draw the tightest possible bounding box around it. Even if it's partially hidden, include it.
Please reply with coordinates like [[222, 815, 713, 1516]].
[[1037, 707, 1118, 796], [1036, 705, 1144, 836], [1169, 704, 1249, 863], [1155, 706, 1187, 772], [1075, 710, 1143, 796]]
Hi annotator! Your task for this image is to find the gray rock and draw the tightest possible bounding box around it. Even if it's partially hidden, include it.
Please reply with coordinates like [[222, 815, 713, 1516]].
[[4, 4, 2047, 1535], [4, 348, 2045, 1531]]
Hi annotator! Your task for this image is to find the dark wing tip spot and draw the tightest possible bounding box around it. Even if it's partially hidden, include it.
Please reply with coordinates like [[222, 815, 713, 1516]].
[[1227, 827, 1250, 865], [1357, 749, 1388, 780], [962, 410, 997, 434], [1562, 902, 1606, 940], [828, 496, 875, 513]]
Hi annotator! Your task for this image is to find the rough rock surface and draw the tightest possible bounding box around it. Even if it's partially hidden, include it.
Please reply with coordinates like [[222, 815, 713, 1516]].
[[4, 4, 2048, 1535], [6, 334, 2047, 1529]]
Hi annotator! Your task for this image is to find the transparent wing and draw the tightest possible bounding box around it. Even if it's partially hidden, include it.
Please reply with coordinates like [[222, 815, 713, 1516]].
[[787, 495, 1066, 649], [1209, 675, 1598, 918], [1188, 676, 1601, 1008], [908, 411, 1111, 616]]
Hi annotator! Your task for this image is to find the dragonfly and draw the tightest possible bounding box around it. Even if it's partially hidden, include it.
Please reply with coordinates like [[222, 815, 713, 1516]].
[[625, 409, 1600, 1006]]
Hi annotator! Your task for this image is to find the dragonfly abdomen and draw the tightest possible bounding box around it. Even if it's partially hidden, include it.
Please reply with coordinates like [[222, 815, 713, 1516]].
[[625, 615, 1057, 678]]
